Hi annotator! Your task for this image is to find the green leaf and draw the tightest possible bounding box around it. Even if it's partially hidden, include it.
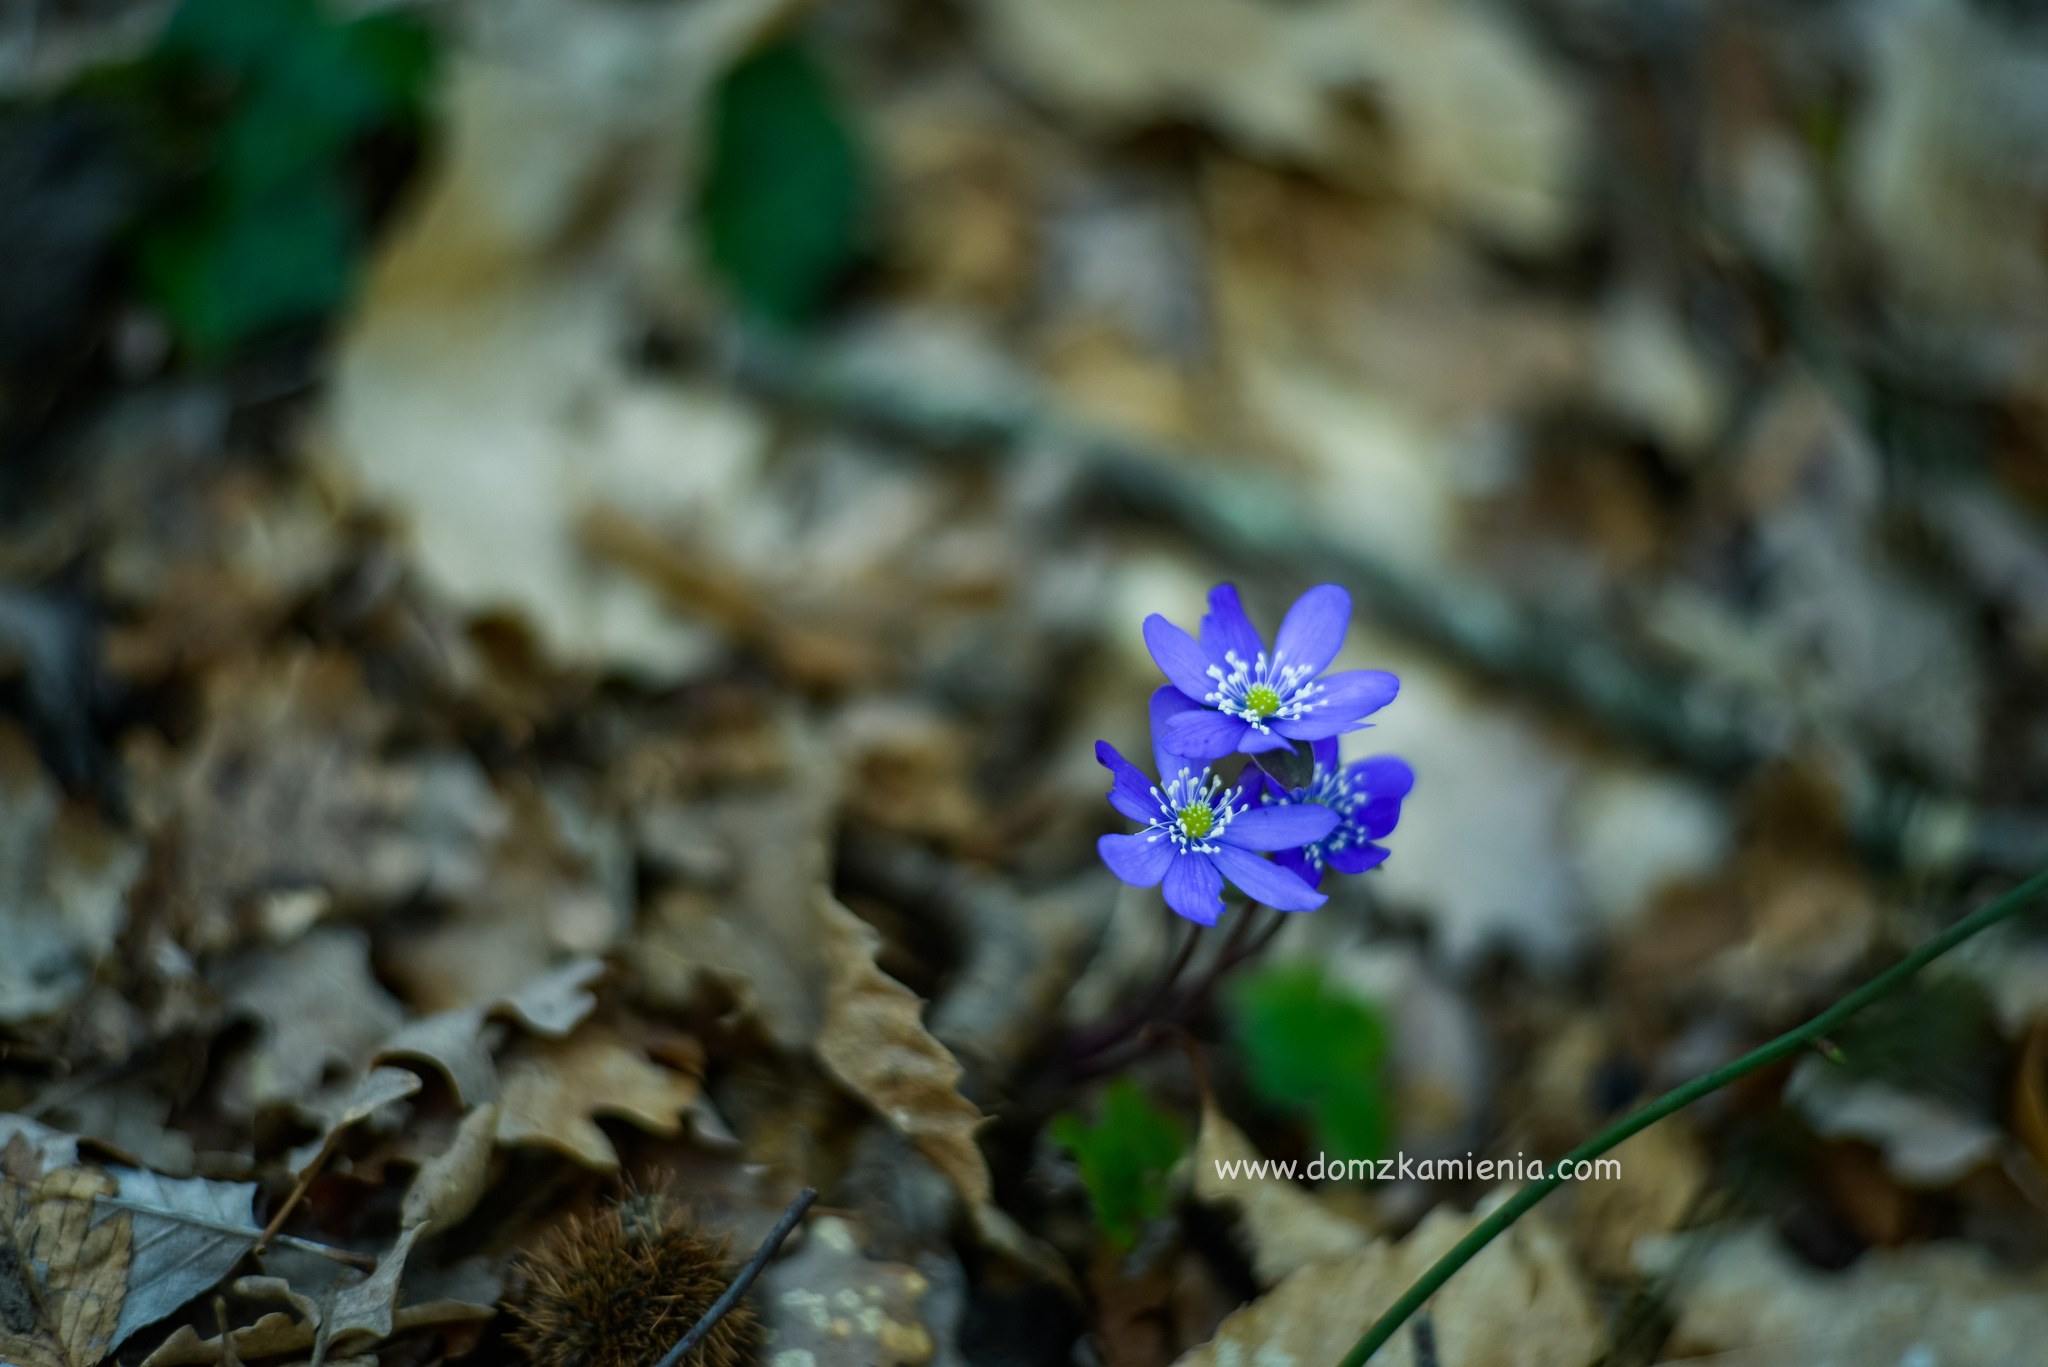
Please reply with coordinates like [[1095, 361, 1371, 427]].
[[697, 37, 867, 326], [1230, 962, 1393, 1165], [1050, 1079, 1186, 1249], [137, 171, 358, 360], [124, 0, 436, 358]]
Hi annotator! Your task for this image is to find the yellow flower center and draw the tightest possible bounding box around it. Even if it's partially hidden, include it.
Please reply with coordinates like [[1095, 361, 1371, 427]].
[[1176, 803, 1215, 840], [1242, 683, 1282, 718]]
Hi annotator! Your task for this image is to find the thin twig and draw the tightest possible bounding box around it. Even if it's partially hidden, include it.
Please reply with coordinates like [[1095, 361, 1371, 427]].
[[255, 1126, 344, 1255], [1338, 865, 2048, 1366], [652, 1187, 817, 1367]]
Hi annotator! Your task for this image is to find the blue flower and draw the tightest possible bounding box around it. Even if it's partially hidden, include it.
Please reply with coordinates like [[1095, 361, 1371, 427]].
[[1095, 689, 1341, 925], [1254, 738, 1414, 888], [1142, 583, 1398, 761]]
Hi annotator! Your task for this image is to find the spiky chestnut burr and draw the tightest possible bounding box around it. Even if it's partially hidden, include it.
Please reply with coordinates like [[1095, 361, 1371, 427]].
[[507, 1195, 759, 1367]]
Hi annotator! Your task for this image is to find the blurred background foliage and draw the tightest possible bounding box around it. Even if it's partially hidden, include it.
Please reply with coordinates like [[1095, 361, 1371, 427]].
[[7, 0, 2048, 1363]]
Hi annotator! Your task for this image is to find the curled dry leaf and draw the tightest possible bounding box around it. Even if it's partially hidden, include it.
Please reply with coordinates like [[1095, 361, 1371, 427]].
[[1189, 1100, 1371, 1287], [1172, 1200, 1599, 1367], [401, 1103, 499, 1236], [812, 890, 1073, 1293], [760, 1216, 935, 1367], [494, 1024, 700, 1171], [377, 957, 605, 1106]]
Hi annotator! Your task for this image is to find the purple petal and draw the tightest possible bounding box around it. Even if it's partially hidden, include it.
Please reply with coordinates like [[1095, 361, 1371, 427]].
[[1098, 832, 1174, 886], [1310, 736, 1342, 773], [1222, 803, 1340, 850], [1149, 685, 1205, 775], [1326, 842, 1391, 875], [1200, 584, 1265, 663], [1237, 728, 1293, 755], [1272, 584, 1351, 677], [1347, 755, 1414, 839], [1317, 670, 1399, 719], [1357, 797, 1405, 840], [1346, 754, 1415, 798], [1275, 671, 1400, 740], [1212, 845, 1327, 912], [1273, 845, 1323, 889], [1143, 614, 1215, 703], [1162, 853, 1225, 925], [1095, 741, 1162, 823], [1165, 709, 1249, 761]]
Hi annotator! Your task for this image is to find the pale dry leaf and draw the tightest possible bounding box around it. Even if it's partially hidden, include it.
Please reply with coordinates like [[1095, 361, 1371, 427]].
[[1648, 1223, 2048, 1366], [0, 725, 141, 1025], [139, 1275, 493, 1367], [327, 1067, 423, 1134], [1172, 1200, 1599, 1367], [494, 1025, 699, 1170], [1190, 1100, 1371, 1287], [321, 1224, 422, 1350], [0, 1116, 80, 1173], [973, 0, 1582, 247], [381, 784, 623, 1015], [401, 1104, 499, 1235], [760, 1216, 934, 1367], [100, 1168, 265, 1347], [326, 0, 786, 679], [219, 929, 406, 1118], [375, 1012, 497, 1109], [493, 958, 605, 1037], [1783, 1057, 2001, 1187], [2, 1150, 287, 1367], [142, 1310, 313, 1367]]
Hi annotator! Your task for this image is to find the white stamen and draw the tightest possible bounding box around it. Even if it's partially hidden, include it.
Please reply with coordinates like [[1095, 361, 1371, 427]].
[[1202, 649, 1323, 734], [1145, 764, 1243, 855]]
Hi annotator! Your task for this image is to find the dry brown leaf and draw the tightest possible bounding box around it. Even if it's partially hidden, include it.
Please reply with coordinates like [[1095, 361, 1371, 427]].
[[130, 652, 503, 953], [0, 1165, 127, 1367], [812, 891, 1073, 1292], [1564, 1119, 1707, 1280], [639, 784, 839, 1050], [1189, 1100, 1371, 1287], [760, 1216, 935, 1367], [494, 1024, 700, 1170], [1172, 1201, 1599, 1367], [814, 890, 988, 1205]]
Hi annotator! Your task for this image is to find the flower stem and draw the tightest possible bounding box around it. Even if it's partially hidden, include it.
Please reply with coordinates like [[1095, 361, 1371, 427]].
[[1065, 914, 1205, 1066], [1338, 865, 2048, 1367]]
